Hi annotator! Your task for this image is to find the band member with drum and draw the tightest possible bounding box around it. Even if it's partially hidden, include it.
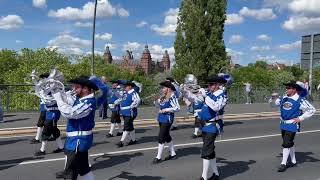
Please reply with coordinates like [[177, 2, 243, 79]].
[[153, 81, 180, 164]]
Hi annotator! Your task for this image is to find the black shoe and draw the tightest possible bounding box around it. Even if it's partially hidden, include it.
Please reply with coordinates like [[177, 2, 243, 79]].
[[128, 140, 137, 145], [171, 126, 178, 131], [30, 139, 41, 144], [192, 134, 198, 139], [209, 173, 220, 180], [117, 132, 123, 136], [152, 158, 162, 164], [52, 148, 64, 153], [116, 141, 124, 147], [199, 177, 205, 180], [55, 170, 73, 179], [164, 155, 177, 161], [286, 162, 297, 168], [47, 136, 56, 141], [34, 150, 46, 156], [278, 164, 287, 172], [106, 133, 114, 138]]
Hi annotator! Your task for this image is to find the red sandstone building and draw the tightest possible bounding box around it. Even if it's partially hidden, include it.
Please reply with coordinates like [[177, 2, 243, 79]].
[[103, 45, 171, 75]]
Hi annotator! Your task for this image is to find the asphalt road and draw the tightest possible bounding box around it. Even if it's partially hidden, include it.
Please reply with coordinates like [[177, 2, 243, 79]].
[[0, 115, 320, 180], [0, 103, 292, 129]]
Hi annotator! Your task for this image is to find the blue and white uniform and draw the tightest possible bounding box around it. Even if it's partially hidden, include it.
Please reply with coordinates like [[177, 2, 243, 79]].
[[157, 94, 180, 124], [107, 87, 123, 136], [198, 89, 227, 135], [274, 92, 315, 169]]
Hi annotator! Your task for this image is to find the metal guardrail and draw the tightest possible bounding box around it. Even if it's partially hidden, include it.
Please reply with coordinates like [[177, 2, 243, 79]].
[[0, 84, 319, 112]]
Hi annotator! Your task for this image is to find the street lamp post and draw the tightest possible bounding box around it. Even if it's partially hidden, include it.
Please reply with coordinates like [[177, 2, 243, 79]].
[[91, 0, 98, 76]]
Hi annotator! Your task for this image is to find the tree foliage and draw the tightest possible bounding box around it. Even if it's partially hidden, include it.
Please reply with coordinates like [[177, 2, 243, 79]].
[[173, 0, 228, 83]]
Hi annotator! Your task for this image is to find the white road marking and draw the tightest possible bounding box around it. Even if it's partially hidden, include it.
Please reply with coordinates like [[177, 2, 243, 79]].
[[0, 129, 319, 168]]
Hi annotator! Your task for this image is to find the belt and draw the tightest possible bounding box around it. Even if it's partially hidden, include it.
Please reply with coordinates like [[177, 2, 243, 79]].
[[120, 106, 131, 110], [47, 107, 59, 111], [281, 120, 295, 124], [66, 130, 92, 137]]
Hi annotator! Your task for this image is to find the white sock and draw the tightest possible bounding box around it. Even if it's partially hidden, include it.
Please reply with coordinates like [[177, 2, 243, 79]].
[[81, 171, 94, 180], [172, 120, 177, 127], [156, 143, 165, 159], [109, 123, 115, 135], [194, 127, 199, 136], [202, 159, 210, 180], [56, 137, 64, 149], [120, 131, 128, 142], [129, 130, 136, 141], [290, 147, 296, 164], [117, 123, 123, 133], [210, 158, 219, 176], [168, 141, 176, 156], [40, 141, 47, 152], [281, 148, 290, 165], [35, 127, 43, 140], [64, 155, 67, 169]]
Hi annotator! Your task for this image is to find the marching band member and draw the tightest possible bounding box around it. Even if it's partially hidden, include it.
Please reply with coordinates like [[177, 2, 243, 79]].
[[54, 76, 108, 180], [116, 81, 141, 147], [198, 76, 227, 180], [166, 77, 181, 130], [183, 85, 206, 138], [30, 73, 49, 144], [153, 81, 180, 164], [270, 81, 315, 172], [106, 80, 123, 137]]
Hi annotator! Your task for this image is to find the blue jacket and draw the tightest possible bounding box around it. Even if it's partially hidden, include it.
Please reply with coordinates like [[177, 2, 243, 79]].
[[157, 94, 180, 123], [120, 89, 140, 118]]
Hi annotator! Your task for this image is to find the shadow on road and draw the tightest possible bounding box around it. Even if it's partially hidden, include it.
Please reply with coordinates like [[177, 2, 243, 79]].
[[218, 157, 256, 179], [0, 138, 27, 146], [92, 152, 143, 171], [3, 115, 16, 118], [224, 121, 243, 126], [3, 118, 30, 123], [137, 135, 158, 144], [108, 171, 163, 180], [0, 156, 44, 171], [176, 146, 201, 158]]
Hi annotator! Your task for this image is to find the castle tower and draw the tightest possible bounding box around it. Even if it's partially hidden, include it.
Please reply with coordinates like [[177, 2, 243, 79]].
[[140, 44, 152, 75], [161, 50, 170, 71], [103, 46, 113, 64]]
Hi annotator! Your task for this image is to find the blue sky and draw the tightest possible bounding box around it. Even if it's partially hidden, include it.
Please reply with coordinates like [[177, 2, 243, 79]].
[[0, 0, 319, 65]]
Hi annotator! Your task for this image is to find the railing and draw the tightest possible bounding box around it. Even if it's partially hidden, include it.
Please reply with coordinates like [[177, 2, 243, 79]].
[[0, 84, 319, 112]]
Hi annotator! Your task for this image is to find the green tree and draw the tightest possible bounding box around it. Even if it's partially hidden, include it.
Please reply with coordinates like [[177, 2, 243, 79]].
[[174, 0, 227, 83], [0, 49, 19, 84]]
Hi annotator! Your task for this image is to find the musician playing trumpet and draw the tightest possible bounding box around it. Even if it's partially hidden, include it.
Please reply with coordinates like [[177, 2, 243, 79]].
[[153, 81, 180, 164]]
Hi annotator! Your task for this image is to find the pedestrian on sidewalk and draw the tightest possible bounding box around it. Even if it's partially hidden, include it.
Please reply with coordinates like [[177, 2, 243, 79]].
[[271, 81, 315, 172], [198, 76, 227, 180], [243, 82, 252, 104], [153, 81, 180, 164], [99, 76, 109, 119]]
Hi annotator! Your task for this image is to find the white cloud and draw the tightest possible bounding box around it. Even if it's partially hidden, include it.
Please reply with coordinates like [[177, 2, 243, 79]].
[[278, 40, 301, 51], [117, 8, 129, 17], [256, 54, 292, 65], [15, 40, 23, 43], [48, 0, 129, 21], [86, 50, 104, 56], [282, 16, 320, 32], [149, 45, 175, 60], [263, 0, 292, 10], [0, 15, 24, 30], [229, 35, 243, 44], [104, 43, 116, 50], [225, 13, 244, 25], [250, 45, 271, 51], [136, 21, 148, 28], [95, 33, 112, 40], [74, 22, 92, 28], [239, 7, 277, 20], [48, 34, 91, 48], [226, 48, 244, 64], [257, 34, 272, 41], [288, 0, 320, 16], [33, 0, 46, 9], [47, 46, 84, 55], [123, 42, 142, 51], [151, 8, 178, 36]]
